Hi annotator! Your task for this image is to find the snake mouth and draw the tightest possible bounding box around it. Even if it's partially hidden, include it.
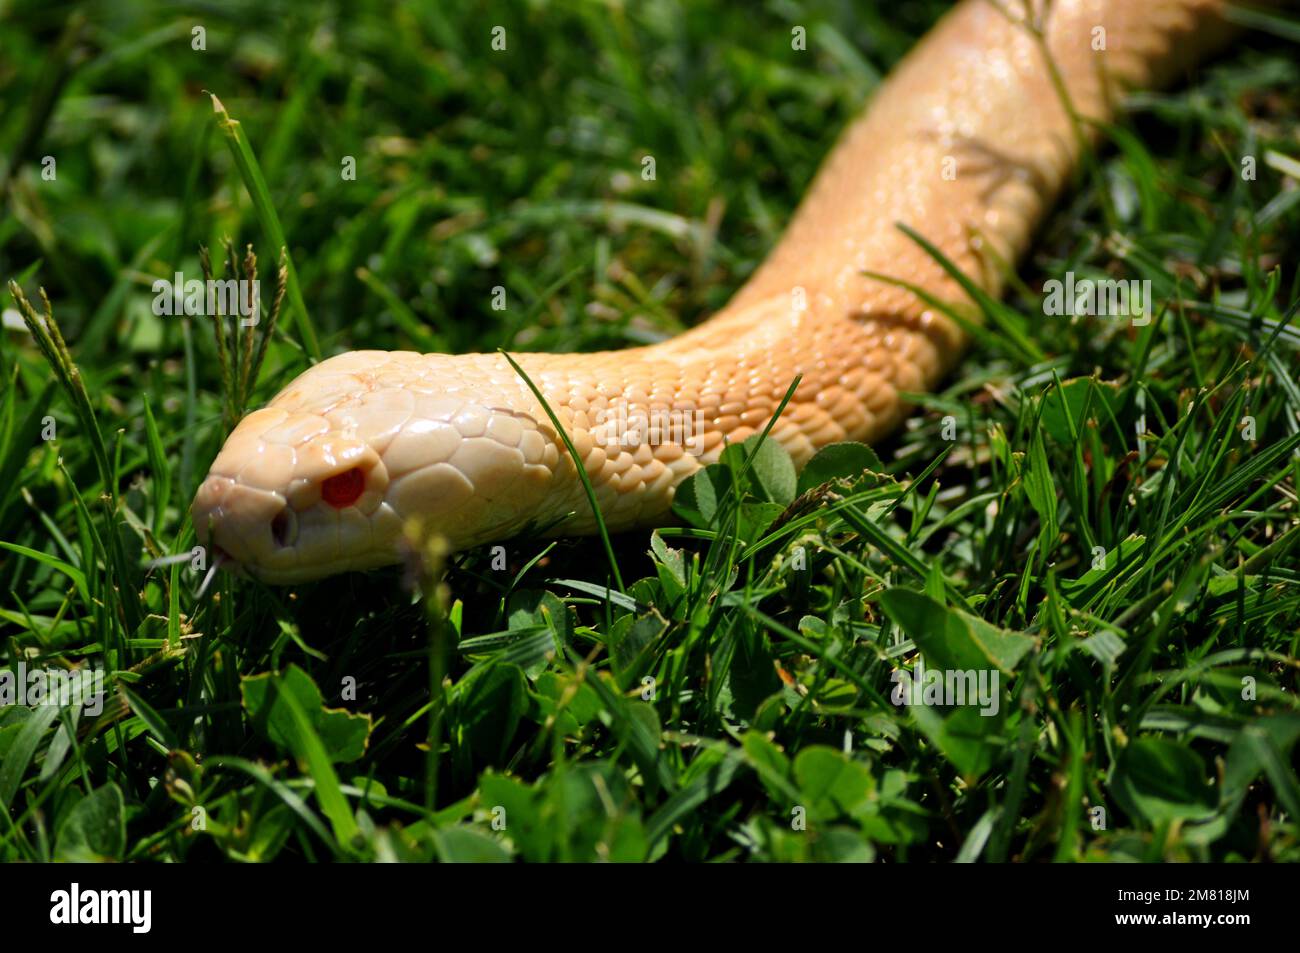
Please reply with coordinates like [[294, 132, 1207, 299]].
[[192, 476, 293, 568]]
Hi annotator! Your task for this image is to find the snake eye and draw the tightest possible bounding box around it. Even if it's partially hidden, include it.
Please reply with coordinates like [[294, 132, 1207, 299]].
[[321, 467, 366, 508]]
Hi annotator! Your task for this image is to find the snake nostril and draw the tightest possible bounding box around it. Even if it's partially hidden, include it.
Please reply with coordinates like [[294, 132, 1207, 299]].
[[270, 508, 297, 548]]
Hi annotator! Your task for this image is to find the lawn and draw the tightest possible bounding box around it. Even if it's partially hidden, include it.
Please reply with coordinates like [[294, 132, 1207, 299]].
[[1, 0, 1298, 862]]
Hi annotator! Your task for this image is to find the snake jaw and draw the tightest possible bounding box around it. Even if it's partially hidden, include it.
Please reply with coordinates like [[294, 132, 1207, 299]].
[[191, 469, 404, 584]]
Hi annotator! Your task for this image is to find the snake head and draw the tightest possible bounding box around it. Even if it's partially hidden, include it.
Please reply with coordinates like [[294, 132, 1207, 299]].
[[190, 401, 399, 583], [191, 351, 564, 584]]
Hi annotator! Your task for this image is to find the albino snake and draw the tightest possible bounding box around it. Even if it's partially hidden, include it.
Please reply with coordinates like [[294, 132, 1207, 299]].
[[193, 0, 1242, 584]]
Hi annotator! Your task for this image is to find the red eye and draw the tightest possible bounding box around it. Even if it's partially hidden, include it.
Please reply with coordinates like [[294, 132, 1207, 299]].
[[321, 467, 366, 508]]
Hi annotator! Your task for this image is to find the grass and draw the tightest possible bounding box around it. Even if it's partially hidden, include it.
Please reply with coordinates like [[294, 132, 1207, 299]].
[[1, 0, 1299, 862]]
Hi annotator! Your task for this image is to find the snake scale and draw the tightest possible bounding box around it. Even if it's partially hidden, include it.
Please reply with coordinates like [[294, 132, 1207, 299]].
[[192, 0, 1243, 583]]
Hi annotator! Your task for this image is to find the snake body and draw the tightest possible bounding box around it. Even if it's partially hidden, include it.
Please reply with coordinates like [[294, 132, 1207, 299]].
[[193, 0, 1235, 583]]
